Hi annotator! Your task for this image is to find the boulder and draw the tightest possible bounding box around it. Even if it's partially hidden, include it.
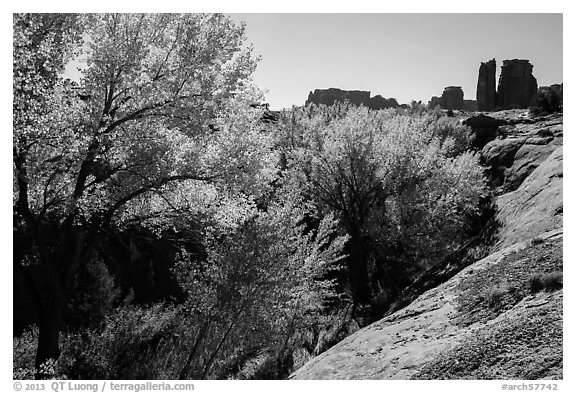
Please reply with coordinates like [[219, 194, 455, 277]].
[[463, 114, 506, 149], [476, 59, 497, 111], [496, 59, 538, 110]]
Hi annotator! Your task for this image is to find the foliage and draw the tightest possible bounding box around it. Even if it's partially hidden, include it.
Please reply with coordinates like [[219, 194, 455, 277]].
[[14, 13, 261, 229], [530, 85, 563, 115], [277, 104, 486, 310], [540, 272, 563, 291], [12, 12, 267, 374], [60, 304, 189, 379], [64, 255, 121, 328], [529, 271, 563, 293], [14, 13, 491, 380], [14, 305, 190, 380], [13, 327, 39, 380], [173, 183, 348, 379]]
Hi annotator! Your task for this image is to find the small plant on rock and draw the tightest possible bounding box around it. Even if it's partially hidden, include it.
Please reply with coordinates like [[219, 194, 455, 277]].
[[541, 271, 563, 291], [528, 271, 563, 293], [486, 287, 507, 309]]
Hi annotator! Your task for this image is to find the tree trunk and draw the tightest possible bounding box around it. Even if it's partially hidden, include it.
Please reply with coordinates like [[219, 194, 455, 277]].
[[34, 288, 64, 378], [178, 321, 211, 380], [200, 300, 248, 379], [346, 230, 371, 305], [32, 228, 86, 379]]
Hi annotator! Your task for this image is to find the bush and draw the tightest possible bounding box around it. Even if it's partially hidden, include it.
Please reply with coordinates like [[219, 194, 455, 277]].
[[13, 327, 39, 379], [486, 287, 507, 308], [27, 304, 190, 380], [530, 85, 563, 115], [13, 327, 68, 379], [541, 271, 563, 291], [65, 256, 120, 329], [528, 271, 563, 293], [528, 275, 545, 293], [70, 304, 188, 379]]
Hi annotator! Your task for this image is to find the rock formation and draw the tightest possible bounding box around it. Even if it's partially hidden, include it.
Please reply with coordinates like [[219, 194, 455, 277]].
[[480, 111, 562, 192], [463, 99, 478, 112], [428, 87, 468, 111], [368, 95, 399, 110], [306, 88, 370, 107], [441, 86, 464, 110], [305, 88, 400, 110], [476, 59, 497, 111], [462, 113, 506, 149], [496, 59, 538, 110], [428, 96, 442, 109]]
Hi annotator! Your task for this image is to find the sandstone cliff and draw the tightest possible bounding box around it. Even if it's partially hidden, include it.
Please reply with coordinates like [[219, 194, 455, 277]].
[[477, 59, 497, 111], [305, 88, 400, 110], [429, 87, 476, 112], [497, 60, 538, 110]]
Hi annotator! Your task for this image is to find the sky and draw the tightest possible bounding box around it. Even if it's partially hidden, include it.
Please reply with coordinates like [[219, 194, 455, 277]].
[[227, 14, 563, 110]]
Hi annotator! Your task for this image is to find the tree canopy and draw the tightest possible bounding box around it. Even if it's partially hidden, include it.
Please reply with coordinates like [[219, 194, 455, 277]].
[[14, 13, 488, 380]]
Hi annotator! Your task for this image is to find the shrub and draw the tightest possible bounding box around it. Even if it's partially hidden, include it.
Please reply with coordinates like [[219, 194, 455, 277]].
[[529, 275, 545, 293], [486, 287, 507, 308], [13, 327, 38, 379], [541, 271, 563, 291], [55, 304, 190, 380], [530, 85, 563, 115], [13, 327, 68, 379], [528, 271, 563, 293], [65, 256, 121, 329]]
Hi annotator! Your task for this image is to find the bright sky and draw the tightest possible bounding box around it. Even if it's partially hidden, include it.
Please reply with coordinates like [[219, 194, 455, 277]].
[[228, 14, 563, 110]]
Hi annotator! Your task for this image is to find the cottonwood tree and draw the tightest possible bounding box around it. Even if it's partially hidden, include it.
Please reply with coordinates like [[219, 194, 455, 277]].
[[278, 104, 486, 310], [13, 13, 262, 376], [174, 182, 347, 379]]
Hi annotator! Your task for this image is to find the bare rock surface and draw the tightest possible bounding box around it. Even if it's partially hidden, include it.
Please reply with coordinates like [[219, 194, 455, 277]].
[[290, 231, 562, 380], [480, 112, 562, 191], [495, 146, 562, 249]]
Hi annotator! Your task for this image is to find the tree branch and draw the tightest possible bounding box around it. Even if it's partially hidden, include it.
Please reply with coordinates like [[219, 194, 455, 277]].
[[103, 173, 219, 223], [13, 146, 36, 226]]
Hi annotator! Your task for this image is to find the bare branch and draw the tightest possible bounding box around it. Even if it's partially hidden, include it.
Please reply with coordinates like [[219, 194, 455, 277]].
[[103, 173, 219, 223]]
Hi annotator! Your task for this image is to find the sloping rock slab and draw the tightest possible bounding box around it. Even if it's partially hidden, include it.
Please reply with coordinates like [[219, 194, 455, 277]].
[[495, 147, 563, 249], [289, 231, 562, 380], [503, 138, 562, 191]]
